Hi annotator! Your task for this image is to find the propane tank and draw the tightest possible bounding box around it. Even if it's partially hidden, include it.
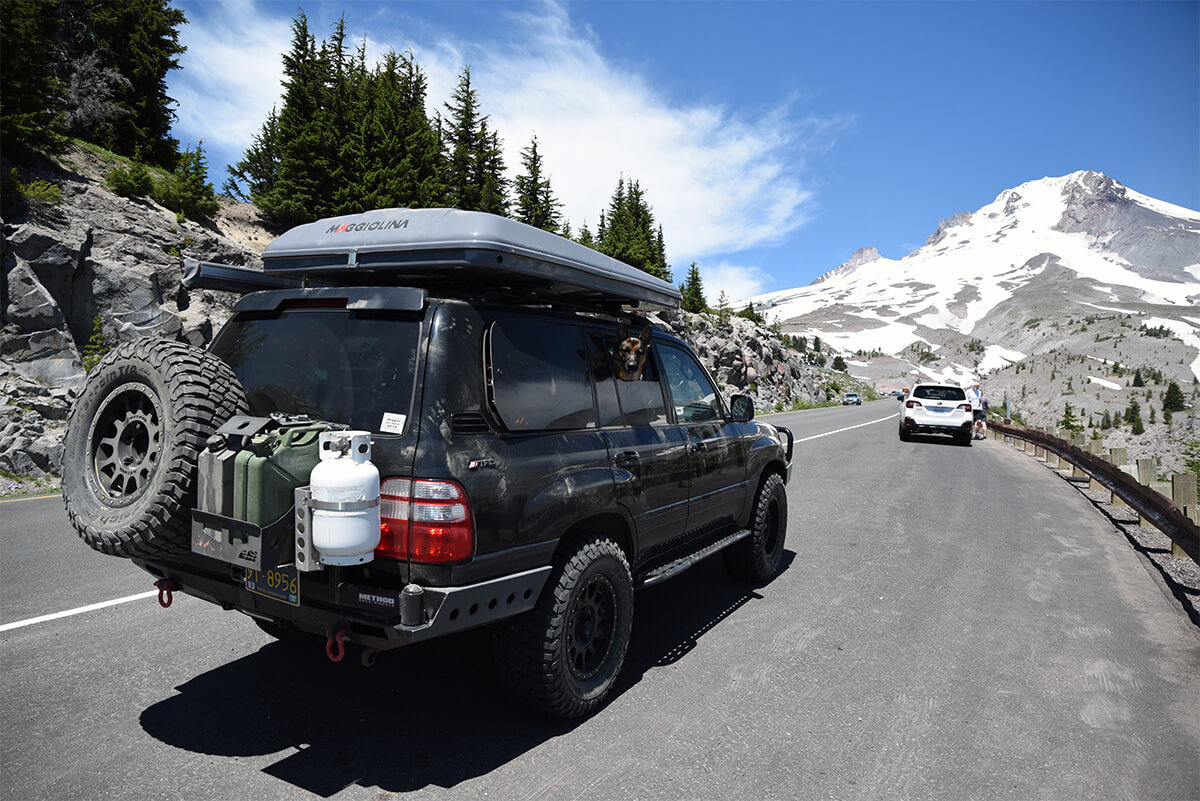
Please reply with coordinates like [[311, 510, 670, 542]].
[[310, 430, 381, 565]]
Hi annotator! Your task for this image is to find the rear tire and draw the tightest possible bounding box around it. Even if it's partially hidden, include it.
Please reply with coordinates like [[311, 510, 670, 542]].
[[494, 534, 634, 719], [957, 430, 973, 447], [62, 339, 247, 558], [898, 425, 911, 442], [724, 473, 787, 584]]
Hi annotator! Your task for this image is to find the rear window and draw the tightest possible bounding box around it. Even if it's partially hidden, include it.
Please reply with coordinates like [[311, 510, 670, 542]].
[[211, 310, 421, 434], [912, 385, 966, 401], [488, 319, 596, 431]]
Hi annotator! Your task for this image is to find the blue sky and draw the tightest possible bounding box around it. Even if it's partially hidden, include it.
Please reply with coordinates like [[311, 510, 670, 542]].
[[168, 0, 1199, 301]]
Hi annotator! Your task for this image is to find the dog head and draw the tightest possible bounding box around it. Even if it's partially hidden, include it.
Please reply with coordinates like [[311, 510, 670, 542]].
[[614, 322, 653, 381]]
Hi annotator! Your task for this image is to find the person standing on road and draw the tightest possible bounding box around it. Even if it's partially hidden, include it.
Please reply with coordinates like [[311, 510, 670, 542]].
[[967, 382, 987, 439]]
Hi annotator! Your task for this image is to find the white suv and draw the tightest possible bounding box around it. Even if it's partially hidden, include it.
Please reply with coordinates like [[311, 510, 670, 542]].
[[898, 383, 973, 446]]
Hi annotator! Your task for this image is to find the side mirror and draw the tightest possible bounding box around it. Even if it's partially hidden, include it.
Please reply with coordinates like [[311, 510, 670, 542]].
[[730, 394, 754, 422]]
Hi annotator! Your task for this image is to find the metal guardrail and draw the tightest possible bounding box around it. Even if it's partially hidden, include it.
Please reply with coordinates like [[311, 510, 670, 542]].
[[989, 420, 1199, 564]]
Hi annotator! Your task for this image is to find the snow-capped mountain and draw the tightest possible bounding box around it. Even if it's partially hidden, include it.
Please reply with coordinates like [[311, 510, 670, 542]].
[[748, 171, 1200, 386]]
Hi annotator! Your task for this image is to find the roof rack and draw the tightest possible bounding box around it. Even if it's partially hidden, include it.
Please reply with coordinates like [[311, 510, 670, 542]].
[[255, 208, 681, 309]]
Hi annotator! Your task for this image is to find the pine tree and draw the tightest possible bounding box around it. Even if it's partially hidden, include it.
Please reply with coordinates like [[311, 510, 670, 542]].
[[832, 355, 848, 372], [153, 141, 219, 219], [443, 67, 485, 211], [1163, 381, 1186, 413], [514, 134, 560, 232], [595, 177, 671, 281], [1132, 369, 1145, 387], [679, 262, 708, 313], [86, 0, 188, 168], [256, 11, 336, 228], [224, 107, 281, 202], [1, 0, 68, 159], [715, 291, 732, 324], [1059, 402, 1080, 433], [476, 126, 509, 216]]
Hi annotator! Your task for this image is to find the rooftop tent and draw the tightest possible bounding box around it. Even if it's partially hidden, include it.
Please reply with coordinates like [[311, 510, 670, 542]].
[[259, 208, 681, 309]]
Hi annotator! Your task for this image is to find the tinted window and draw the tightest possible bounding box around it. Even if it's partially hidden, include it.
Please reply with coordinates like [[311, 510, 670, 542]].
[[489, 319, 596, 431], [912, 385, 966, 401], [659, 346, 723, 423], [211, 310, 420, 434], [587, 332, 668, 427]]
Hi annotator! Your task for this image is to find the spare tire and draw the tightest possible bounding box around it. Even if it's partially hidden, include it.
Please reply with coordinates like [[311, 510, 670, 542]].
[[62, 339, 247, 558]]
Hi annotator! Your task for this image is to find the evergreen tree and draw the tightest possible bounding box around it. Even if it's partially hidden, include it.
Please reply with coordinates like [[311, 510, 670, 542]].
[[736, 303, 764, 324], [443, 66, 509, 213], [256, 11, 336, 228], [715, 291, 732, 324], [595, 177, 671, 281], [153, 141, 219, 219], [224, 107, 281, 202], [831, 355, 848, 372], [86, 0, 188, 168], [1132, 369, 1145, 387], [796, 336, 807, 353], [577, 222, 595, 248], [1059, 402, 1080, 433], [1163, 381, 1186, 413], [679, 262, 709, 313], [513, 134, 560, 231], [0, 0, 68, 159]]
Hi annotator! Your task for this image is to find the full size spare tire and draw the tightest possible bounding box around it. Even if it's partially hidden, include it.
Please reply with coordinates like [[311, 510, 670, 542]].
[[63, 339, 247, 558]]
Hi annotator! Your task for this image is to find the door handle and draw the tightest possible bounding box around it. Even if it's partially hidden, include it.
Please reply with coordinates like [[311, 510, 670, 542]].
[[613, 451, 639, 466]]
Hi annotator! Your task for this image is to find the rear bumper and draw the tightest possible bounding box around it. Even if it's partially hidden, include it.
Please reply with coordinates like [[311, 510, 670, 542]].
[[134, 557, 551, 652], [901, 416, 972, 435]]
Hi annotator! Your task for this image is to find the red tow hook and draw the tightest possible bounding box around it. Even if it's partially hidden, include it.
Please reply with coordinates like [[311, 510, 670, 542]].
[[325, 628, 348, 662], [155, 579, 176, 608]]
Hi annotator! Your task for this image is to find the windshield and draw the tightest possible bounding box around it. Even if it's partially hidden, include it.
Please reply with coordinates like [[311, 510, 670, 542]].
[[211, 309, 421, 435]]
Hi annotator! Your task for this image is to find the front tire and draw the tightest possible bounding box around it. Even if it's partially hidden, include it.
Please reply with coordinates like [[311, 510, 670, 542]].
[[724, 473, 787, 584], [495, 535, 634, 719]]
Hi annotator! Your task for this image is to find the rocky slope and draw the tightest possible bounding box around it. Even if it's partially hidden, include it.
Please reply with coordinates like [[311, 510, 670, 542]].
[[1, 145, 862, 492]]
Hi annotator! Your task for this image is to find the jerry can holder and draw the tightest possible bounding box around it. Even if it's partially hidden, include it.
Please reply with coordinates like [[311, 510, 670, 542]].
[[191, 508, 293, 572]]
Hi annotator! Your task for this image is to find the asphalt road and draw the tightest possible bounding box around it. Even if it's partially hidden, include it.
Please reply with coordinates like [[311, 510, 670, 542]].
[[2, 399, 1197, 800]]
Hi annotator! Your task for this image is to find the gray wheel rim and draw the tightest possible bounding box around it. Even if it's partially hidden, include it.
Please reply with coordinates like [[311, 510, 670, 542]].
[[85, 381, 165, 507]]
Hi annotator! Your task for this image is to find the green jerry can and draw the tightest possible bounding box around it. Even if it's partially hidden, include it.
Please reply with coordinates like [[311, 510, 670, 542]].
[[232, 422, 329, 528]]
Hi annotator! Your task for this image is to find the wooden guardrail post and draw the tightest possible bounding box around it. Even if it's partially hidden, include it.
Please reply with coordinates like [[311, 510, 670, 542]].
[[1071, 434, 1088, 478], [1136, 459, 1155, 527], [1172, 473, 1198, 560], [1088, 441, 1106, 491], [1109, 448, 1129, 507], [1033, 429, 1045, 459]]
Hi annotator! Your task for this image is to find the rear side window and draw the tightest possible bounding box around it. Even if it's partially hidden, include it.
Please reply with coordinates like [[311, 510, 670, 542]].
[[912, 385, 966, 401], [587, 332, 669, 427], [488, 319, 596, 431]]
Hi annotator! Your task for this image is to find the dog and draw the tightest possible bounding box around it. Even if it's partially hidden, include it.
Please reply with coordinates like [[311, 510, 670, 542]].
[[613, 322, 653, 381]]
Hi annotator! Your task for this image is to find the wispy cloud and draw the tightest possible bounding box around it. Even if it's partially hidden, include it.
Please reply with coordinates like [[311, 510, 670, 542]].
[[705, 263, 774, 307], [170, 0, 841, 273], [172, 0, 291, 153]]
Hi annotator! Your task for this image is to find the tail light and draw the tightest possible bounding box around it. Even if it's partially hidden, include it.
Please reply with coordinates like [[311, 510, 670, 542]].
[[905, 400, 922, 408], [957, 403, 972, 412], [377, 478, 475, 563]]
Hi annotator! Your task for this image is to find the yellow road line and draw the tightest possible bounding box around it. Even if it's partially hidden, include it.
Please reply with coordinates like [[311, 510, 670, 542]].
[[0, 492, 62, 504]]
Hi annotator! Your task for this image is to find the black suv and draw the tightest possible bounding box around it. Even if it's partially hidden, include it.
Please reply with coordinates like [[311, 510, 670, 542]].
[[62, 209, 793, 718]]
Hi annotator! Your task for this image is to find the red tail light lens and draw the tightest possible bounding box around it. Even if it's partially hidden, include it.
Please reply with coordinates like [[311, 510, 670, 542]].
[[376, 477, 474, 564], [957, 403, 972, 412], [905, 400, 922, 408]]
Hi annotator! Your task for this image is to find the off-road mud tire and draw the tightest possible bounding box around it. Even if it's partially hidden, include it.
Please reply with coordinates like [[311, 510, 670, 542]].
[[62, 339, 247, 558], [723, 473, 787, 584], [494, 534, 634, 719]]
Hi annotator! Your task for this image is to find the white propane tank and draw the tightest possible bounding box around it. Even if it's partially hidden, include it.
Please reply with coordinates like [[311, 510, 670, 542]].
[[310, 430, 380, 565]]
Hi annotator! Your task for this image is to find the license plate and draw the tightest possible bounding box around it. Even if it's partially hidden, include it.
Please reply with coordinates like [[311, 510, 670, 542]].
[[246, 565, 299, 606]]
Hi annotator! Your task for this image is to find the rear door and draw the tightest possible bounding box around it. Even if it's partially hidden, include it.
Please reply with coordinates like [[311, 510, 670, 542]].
[[586, 330, 690, 558]]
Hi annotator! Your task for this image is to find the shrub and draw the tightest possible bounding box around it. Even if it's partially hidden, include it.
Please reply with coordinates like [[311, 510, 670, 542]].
[[152, 142, 219, 220], [106, 161, 153, 197], [81, 315, 113, 373]]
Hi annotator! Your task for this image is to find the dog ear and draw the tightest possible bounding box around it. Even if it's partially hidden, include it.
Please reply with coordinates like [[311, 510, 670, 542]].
[[616, 322, 628, 341], [638, 324, 652, 343]]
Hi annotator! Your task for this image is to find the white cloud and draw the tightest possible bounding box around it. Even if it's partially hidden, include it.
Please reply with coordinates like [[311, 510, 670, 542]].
[[706, 263, 774, 307], [172, 0, 291, 152], [170, 0, 838, 274]]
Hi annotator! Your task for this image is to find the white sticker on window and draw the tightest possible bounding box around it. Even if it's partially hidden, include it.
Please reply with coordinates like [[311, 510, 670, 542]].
[[379, 412, 407, 434]]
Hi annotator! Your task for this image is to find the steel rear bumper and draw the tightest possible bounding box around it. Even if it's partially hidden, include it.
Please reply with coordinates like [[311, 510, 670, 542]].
[[135, 558, 551, 651]]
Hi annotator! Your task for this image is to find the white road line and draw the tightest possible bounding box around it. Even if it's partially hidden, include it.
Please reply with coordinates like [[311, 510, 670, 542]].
[[0, 591, 159, 633], [794, 413, 898, 444]]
